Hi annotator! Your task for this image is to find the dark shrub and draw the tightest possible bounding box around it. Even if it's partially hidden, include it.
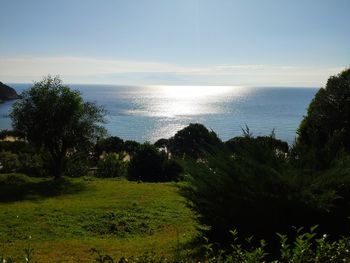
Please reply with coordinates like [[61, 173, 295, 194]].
[[225, 134, 289, 169], [0, 141, 34, 154], [154, 138, 169, 149], [0, 173, 32, 186], [123, 140, 141, 157], [94, 136, 124, 160], [17, 152, 44, 176], [181, 131, 350, 247], [97, 153, 126, 178], [167, 123, 222, 159], [128, 143, 181, 182], [163, 159, 183, 181], [65, 153, 90, 177], [0, 151, 20, 172]]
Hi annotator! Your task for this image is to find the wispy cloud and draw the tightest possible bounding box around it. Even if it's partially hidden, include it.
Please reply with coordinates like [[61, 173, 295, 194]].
[[0, 56, 345, 86]]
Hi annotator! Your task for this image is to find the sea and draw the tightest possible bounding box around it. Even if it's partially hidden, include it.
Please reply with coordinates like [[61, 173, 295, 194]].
[[0, 84, 318, 145]]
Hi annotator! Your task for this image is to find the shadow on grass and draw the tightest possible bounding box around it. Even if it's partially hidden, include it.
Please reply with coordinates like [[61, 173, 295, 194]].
[[0, 178, 87, 203]]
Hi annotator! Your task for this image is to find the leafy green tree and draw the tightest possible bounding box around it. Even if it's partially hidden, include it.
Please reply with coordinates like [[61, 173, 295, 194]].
[[167, 123, 222, 159], [296, 68, 350, 169], [10, 76, 106, 179]]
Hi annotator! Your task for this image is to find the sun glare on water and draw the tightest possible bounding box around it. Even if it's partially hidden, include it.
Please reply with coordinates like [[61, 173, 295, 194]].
[[155, 85, 234, 99], [126, 85, 246, 121], [132, 85, 243, 118]]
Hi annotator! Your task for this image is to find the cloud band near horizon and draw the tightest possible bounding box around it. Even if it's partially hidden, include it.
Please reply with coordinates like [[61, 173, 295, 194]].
[[0, 56, 346, 87]]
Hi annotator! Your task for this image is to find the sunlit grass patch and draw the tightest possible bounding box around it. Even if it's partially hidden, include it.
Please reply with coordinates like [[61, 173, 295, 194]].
[[0, 177, 197, 262]]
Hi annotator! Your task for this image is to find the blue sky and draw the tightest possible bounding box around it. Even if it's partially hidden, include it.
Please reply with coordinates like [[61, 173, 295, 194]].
[[0, 0, 349, 86]]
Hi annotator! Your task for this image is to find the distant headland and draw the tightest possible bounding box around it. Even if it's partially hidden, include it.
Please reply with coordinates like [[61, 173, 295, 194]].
[[0, 82, 20, 103]]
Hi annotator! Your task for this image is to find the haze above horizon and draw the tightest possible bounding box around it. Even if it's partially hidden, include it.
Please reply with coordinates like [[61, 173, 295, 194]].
[[0, 0, 349, 87]]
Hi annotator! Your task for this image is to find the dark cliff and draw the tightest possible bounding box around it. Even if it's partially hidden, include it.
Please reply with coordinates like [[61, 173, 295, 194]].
[[0, 82, 20, 102]]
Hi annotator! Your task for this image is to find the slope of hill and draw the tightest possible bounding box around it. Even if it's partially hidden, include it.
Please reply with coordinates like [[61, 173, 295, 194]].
[[0, 82, 20, 102]]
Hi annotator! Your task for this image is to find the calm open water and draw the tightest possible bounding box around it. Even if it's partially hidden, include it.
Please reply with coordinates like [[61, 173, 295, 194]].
[[0, 84, 318, 144]]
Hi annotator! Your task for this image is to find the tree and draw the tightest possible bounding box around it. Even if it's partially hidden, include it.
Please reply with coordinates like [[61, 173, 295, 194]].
[[167, 123, 222, 159], [127, 143, 182, 182], [123, 140, 140, 156], [296, 68, 350, 169], [10, 76, 106, 179], [94, 136, 124, 161]]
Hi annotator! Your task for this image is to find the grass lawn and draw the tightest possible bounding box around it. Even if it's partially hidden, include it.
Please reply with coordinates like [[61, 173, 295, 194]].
[[0, 175, 197, 262]]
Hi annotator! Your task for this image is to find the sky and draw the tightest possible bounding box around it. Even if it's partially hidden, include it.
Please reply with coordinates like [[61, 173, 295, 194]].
[[0, 0, 349, 86]]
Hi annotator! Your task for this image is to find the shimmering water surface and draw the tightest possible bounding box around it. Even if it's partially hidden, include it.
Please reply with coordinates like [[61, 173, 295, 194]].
[[0, 84, 318, 144]]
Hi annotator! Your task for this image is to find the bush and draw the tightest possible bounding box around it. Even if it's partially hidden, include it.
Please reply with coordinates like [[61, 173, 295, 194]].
[[97, 153, 126, 178], [0, 173, 32, 186], [128, 143, 182, 182], [180, 141, 350, 246], [0, 151, 20, 173], [17, 152, 44, 176], [225, 134, 289, 169], [65, 153, 90, 177], [0, 140, 33, 153], [0, 149, 44, 176]]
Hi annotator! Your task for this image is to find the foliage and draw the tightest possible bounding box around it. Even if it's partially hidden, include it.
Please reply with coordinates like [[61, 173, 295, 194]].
[[128, 143, 182, 182], [94, 136, 124, 160], [3, 227, 350, 262], [0, 141, 32, 154], [296, 68, 350, 169], [97, 153, 126, 178], [0, 173, 32, 186], [15, 152, 44, 176], [89, 227, 350, 262], [123, 140, 141, 156], [167, 123, 222, 159], [0, 151, 20, 173], [1, 236, 34, 263], [64, 152, 90, 177], [181, 145, 287, 243], [154, 138, 169, 149], [225, 133, 289, 169], [0, 129, 25, 140], [180, 130, 350, 246], [10, 76, 106, 179], [0, 143, 44, 176]]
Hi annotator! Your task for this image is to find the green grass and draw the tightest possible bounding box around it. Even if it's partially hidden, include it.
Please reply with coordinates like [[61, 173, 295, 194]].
[[0, 175, 197, 262]]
